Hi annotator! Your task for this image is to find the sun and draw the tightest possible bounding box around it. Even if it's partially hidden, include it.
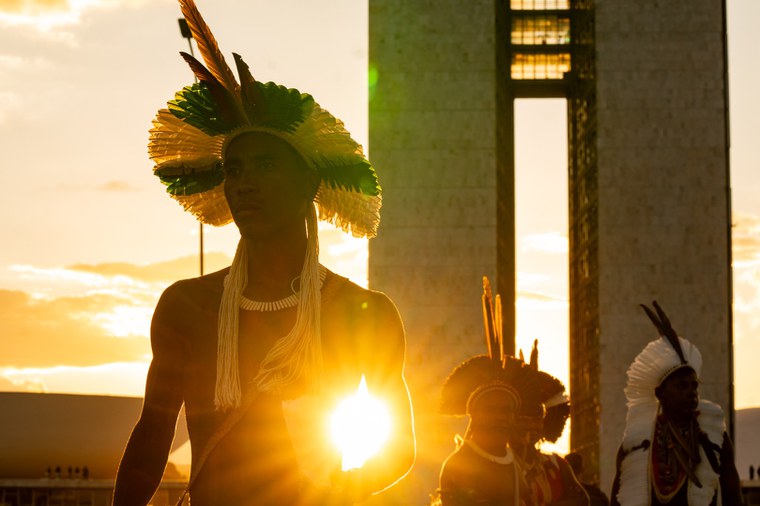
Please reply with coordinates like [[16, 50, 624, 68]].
[[329, 375, 391, 471]]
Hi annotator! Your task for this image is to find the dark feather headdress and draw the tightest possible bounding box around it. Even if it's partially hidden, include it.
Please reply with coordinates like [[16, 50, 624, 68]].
[[639, 301, 687, 365], [439, 277, 570, 443]]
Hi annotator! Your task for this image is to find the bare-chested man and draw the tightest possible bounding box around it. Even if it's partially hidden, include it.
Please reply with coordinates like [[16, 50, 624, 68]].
[[112, 2, 415, 504]]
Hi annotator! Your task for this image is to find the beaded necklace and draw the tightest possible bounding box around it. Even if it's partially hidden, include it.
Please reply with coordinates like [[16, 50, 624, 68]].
[[239, 265, 327, 312]]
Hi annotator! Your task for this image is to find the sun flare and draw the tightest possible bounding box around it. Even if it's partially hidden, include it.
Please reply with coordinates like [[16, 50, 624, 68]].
[[329, 375, 391, 471]]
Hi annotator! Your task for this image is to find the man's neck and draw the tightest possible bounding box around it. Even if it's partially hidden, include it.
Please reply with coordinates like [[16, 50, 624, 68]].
[[241, 232, 308, 299], [470, 433, 508, 457], [660, 410, 696, 428]]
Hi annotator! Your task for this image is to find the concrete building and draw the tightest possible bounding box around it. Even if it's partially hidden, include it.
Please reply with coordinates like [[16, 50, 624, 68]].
[[368, 0, 732, 499]]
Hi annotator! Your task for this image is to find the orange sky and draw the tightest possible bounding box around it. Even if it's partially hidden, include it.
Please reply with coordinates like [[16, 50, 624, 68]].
[[1, 0, 759, 423]]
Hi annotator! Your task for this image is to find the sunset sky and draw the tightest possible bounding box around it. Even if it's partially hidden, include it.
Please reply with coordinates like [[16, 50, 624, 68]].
[[1, 0, 759, 445]]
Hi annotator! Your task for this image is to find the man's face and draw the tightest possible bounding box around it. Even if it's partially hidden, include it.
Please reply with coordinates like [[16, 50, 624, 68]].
[[509, 415, 544, 447], [223, 132, 317, 239], [656, 367, 699, 420], [469, 389, 517, 438]]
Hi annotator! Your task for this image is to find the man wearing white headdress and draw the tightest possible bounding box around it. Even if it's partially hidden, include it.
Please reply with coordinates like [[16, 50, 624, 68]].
[[610, 302, 743, 506], [112, 1, 415, 504]]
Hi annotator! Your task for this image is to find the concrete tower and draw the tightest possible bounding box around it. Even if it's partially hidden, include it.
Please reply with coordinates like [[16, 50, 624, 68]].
[[369, 0, 732, 499]]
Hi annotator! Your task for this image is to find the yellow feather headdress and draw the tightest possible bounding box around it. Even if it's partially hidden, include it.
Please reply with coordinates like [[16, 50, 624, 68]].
[[150, 0, 381, 238]]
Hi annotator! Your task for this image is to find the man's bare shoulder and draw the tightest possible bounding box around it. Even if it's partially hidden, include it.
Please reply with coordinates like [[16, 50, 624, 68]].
[[152, 268, 230, 331], [159, 267, 229, 305], [323, 270, 401, 321]]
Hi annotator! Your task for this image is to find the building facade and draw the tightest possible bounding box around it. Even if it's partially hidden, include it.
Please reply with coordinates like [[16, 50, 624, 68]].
[[369, 0, 732, 498]]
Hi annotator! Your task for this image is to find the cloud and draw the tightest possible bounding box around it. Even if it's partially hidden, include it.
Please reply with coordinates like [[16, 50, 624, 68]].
[[0, 289, 151, 368], [0, 91, 22, 124], [516, 290, 567, 305], [733, 211, 760, 266], [95, 180, 140, 192], [0, 0, 69, 15], [0, 362, 149, 396], [521, 231, 569, 255], [0, 0, 128, 30], [67, 252, 233, 283], [54, 181, 141, 192], [0, 253, 235, 370], [0, 373, 47, 392]]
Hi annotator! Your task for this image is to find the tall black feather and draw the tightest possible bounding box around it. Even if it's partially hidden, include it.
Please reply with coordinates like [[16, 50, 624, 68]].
[[640, 301, 687, 365], [233, 53, 268, 125], [180, 52, 245, 128], [529, 339, 539, 370]]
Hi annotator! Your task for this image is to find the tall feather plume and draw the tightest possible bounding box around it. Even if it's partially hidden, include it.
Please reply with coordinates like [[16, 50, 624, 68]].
[[178, 0, 247, 123], [482, 277, 499, 365], [178, 0, 239, 94], [180, 52, 245, 127], [233, 53, 268, 124], [529, 339, 539, 370], [494, 294, 504, 360], [640, 300, 687, 365]]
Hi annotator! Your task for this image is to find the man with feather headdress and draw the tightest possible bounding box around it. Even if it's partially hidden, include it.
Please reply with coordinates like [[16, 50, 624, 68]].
[[112, 1, 415, 504], [502, 341, 588, 506], [433, 278, 587, 505], [609, 302, 742, 506]]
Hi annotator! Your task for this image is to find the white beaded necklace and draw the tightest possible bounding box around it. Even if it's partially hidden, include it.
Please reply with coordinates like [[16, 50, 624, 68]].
[[239, 265, 327, 312], [464, 439, 515, 465]]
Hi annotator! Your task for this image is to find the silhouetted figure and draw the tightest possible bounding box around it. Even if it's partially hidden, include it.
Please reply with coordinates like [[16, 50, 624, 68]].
[[565, 452, 609, 506], [82, 466, 89, 480], [750, 465, 755, 481], [54, 466, 61, 479], [111, 1, 414, 505], [610, 302, 744, 506], [434, 282, 588, 505], [434, 285, 534, 506], [505, 344, 588, 506]]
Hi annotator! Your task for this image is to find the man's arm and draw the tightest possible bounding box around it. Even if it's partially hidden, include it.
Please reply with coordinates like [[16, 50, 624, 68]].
[[113, 285, 186, 506], [553, 455, 590, 506], [438, 457, 464, 506], [339, 291, 416, 500], [608, 445, 624, 506], [719, 431, 744, 506]]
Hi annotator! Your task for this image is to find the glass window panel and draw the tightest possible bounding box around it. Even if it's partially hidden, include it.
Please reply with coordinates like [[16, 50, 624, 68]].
[[511, 53, 571, 80], [511, 0, 570, 10], [511, 15, 571, 45]]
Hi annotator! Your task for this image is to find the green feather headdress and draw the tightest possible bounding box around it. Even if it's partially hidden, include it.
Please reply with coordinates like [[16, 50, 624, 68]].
[[149, 0, 381, 238]]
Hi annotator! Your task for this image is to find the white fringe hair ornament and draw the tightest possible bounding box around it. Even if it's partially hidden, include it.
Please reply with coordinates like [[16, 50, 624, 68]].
[[214, 203, 323, 409]]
